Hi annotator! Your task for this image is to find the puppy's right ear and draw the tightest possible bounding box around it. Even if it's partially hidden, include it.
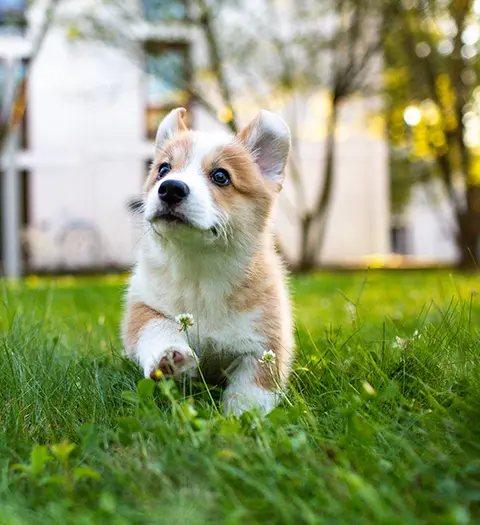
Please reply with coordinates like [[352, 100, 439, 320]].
[[238, 109, 290, 190], [155, 107, 188, 150]]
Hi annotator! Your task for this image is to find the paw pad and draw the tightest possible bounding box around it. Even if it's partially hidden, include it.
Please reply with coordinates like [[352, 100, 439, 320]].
[[149, 348, 197, 380]]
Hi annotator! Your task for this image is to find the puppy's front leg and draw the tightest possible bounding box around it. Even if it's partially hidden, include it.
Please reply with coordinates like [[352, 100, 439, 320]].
[[123, 302, 197, 379], [222, 355, 280, 417]]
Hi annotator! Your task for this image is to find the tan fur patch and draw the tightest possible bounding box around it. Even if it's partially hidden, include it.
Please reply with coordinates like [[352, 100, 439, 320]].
[[229, 241, 293, 390], [201, 141, 274, 220], [125, 302, 165, 347], [255, 363, 279, 391], [204, 139, 291, 391]]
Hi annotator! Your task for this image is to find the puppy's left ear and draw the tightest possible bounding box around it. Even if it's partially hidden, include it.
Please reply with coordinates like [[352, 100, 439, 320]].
[[239, 110, 291, 189], [155, 107, 188, 150]]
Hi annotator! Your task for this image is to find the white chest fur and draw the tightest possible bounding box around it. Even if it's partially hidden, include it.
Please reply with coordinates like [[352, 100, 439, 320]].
[[128, 244, 267, 361]]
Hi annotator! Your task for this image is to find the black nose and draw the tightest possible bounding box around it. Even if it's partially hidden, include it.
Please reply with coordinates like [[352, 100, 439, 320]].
[[158, 180, 190, 205]]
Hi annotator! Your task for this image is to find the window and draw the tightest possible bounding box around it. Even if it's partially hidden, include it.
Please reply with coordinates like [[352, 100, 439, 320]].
[[142, 0, 186, 21], [144, 41, 191, 141], [0, 58, 29, 149], [0, 169, 30, 270], [391, 225, 409, 254], [17, 59, 28, 149], [0, 0, 27, 35], [0, 59, 5, 109]]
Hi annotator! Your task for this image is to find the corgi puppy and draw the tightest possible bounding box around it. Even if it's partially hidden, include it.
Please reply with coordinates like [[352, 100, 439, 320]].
[[122, 107, 294, 416]]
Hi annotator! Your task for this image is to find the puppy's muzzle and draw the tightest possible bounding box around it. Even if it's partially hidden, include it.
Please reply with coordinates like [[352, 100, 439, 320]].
[[158, 180, 190, 206]]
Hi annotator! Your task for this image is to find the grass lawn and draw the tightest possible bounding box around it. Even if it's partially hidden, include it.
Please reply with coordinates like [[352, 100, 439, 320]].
[[0, 270, 479, 524]]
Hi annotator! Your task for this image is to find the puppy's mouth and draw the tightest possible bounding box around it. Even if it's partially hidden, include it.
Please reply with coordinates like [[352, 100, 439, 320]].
[[149, 211, 222, 238], [151, 210, 191, 226]]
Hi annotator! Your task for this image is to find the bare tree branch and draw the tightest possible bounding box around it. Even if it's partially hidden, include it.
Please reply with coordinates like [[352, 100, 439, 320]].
[[0, 0, 62, 152], [187, 0, 238, 132]]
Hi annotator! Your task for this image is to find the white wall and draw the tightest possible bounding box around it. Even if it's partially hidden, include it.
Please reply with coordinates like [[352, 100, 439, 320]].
[[24, 28, 146, 269], [404, 182, 459, 263]]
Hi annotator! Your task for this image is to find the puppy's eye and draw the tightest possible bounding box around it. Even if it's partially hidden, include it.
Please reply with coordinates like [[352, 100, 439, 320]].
[[156, 162, 171, 180], [211, 168, 231, 187]]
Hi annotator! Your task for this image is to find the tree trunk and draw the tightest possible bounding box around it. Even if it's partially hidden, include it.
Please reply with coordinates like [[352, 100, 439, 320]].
[[297, 213, 314, 272], [457, 186, 480, 270], [434, 153, 479, 271], [296, 94, 339, 272]]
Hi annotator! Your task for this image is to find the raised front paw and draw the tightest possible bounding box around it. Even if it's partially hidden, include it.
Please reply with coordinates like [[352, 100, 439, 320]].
[[148, 346, 198, 380]]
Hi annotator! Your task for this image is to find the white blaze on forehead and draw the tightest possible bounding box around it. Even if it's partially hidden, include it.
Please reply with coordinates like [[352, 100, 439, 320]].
[[175, 131, 234, 227], [189, 131, 234, 164]]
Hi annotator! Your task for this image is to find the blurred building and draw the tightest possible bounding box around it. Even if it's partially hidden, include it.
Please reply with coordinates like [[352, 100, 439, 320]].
[[0, 0, 394, 274], [391, 181, 459, 264]]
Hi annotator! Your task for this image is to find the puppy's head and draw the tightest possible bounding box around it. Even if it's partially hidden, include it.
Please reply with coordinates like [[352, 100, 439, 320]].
[[144, 107, 290, 248]]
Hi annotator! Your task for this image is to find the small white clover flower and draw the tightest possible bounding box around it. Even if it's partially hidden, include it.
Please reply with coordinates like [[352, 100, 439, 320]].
[[259, 350, 276, 367], [393, 336, 408, 349], [362, 381, 375, 395], [175, 313, 195, 332], [394, 329, 423, 349]]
